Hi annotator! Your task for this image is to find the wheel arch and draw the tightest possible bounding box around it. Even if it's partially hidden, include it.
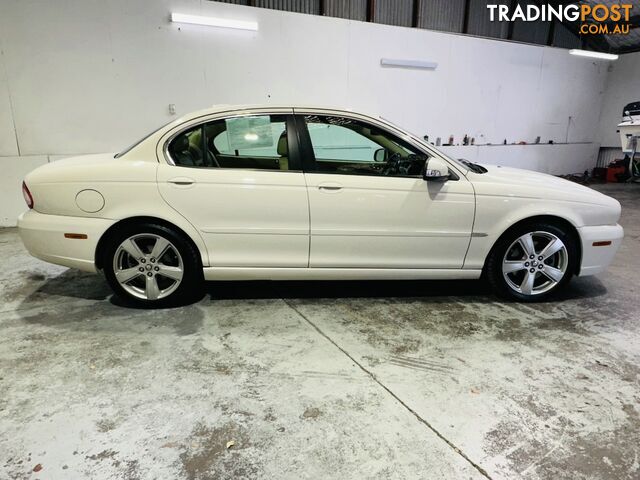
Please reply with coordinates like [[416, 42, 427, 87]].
[[483, 214, 582, 275], [95, 216, 205, 271]]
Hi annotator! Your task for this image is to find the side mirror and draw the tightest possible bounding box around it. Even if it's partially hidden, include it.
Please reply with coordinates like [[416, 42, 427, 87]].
[[374, 148, 387, 162], [423, 157, 450, 181]]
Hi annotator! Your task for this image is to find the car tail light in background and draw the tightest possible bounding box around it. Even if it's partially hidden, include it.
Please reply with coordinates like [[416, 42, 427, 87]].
[[22, 181, 34, 209]]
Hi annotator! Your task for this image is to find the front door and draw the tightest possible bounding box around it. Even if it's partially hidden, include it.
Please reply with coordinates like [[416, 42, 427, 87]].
[[297, 113, 475, 269], [157, 111, 309, 267]]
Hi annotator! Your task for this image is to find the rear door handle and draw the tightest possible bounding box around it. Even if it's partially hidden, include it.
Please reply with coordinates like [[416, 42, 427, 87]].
[[318, 183, 343, 191], [167, 177, 195, 186]]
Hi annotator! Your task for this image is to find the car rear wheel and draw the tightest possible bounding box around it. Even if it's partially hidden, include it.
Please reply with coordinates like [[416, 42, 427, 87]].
[[103, 223, 203, 307], [486, 222, 578, 301]]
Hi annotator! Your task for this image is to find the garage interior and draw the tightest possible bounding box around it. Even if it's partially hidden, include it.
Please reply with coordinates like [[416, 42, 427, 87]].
[[1, 1, 640, 479]]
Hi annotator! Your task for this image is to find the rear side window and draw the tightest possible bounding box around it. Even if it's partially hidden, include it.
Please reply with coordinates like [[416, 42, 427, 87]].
[[167, 125, 209, 167], [167, 115, 291, 170]]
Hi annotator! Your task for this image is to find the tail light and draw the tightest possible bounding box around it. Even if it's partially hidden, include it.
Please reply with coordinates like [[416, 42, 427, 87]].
[[22, 181, 34, 209]]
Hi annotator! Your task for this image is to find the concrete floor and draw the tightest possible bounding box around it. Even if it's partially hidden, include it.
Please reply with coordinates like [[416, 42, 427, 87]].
[[0, 183, 639, 480]]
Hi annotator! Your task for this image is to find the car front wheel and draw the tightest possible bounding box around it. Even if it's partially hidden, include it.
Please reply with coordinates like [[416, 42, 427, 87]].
[[103, 223, 203, 307], [486, 222, 578, 301]]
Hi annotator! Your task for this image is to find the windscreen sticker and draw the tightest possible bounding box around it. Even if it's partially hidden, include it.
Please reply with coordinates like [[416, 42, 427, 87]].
[[225, 116, 273, 150]]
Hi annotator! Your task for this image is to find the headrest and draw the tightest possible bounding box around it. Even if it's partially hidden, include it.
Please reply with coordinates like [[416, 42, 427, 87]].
[[171, 135, 190, 153], [277, 131, 288, 156]]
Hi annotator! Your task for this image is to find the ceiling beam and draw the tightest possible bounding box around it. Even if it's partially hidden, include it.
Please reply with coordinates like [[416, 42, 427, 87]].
[[506, 0, 516, 39], [412, 0, 421, 28], [366, 0, 375, 22], [462, 0, 471, 34], [547, 19, 555, 45]]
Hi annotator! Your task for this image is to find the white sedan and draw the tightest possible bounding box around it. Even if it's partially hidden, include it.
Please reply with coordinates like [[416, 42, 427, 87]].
[[18, 105, 623, 307]]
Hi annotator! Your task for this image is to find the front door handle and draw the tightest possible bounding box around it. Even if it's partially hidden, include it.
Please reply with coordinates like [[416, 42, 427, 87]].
[[318, 183, 343, 191], [167, 177, 195, 186]]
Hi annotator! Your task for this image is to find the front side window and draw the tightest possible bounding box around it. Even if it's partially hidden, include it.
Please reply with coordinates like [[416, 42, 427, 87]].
[[167, 115, 290, 170], [304, 115, 428, 177]]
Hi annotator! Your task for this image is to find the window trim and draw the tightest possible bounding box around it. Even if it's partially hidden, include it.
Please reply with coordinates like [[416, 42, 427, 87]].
[[162, 113, 302, 172], [296, 113, 450, 180]]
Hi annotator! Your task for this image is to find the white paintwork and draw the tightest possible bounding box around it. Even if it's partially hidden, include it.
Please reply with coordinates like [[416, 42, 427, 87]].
[[156, 107, 309, 267], [17, 105, 623, 285], [577, 225, 624, 276], [304, 174, 474, 268], [18, 210, 113, 272], [463, 164, 622, 274]]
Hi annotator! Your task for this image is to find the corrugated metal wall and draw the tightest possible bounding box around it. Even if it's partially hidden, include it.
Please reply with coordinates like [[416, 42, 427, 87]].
[[324, 0, 367, 21], [210, 0, 585, 50], [597, 147, 625, 168], [255, 0, 320, 14], [374, 0, 413, 27], [466, 0, 509, 39], [552, 23, 582, 49], [418, 0, 465, 33], [512, 19, 550, 46]]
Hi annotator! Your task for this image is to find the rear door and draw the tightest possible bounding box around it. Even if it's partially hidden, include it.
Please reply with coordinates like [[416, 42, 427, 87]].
[[157, 109, 310, 267]]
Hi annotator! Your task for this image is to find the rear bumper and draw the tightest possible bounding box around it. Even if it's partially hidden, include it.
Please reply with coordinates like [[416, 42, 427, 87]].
[[577, 224, 624, 276], [18, 210, 114, 272]]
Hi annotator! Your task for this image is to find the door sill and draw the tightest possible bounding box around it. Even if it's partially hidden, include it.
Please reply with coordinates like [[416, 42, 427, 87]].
[[202, 267, 481, 281]]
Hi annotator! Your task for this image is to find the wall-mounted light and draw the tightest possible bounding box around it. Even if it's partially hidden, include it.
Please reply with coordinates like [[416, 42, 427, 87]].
[[569, 49, 618, 61], [170, 12, 258, 31], [380, 58, 438, 70]]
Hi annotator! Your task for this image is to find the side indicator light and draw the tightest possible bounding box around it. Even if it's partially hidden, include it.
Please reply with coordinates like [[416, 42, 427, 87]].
[[64, 233, 88, 239], [592, 241, 612, 247]]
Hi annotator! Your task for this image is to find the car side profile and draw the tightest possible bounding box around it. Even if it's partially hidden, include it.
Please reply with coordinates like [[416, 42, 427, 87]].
[[18, 105, 623, 307]]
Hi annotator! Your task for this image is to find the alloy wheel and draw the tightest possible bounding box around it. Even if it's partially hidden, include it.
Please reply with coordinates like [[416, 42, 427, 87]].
[[502, 231, 568, 296], [112, 233, 184, 300]]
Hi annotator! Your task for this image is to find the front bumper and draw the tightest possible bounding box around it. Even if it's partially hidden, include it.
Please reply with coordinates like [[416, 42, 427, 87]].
[[577, 224, 624, 276], [18, 210, 114, 272]]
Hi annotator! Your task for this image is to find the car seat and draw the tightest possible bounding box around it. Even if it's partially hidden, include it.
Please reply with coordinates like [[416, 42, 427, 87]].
[[277, 131, 288, 170]]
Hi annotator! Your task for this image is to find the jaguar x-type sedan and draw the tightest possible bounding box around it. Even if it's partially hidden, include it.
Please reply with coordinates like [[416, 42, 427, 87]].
[[19, 105, 623, 307]]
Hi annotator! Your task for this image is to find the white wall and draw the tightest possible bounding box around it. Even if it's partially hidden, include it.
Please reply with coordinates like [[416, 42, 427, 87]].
[[597, 50, 640, 148], [0, 0, 611, 225], [442, 142, 599, 175]]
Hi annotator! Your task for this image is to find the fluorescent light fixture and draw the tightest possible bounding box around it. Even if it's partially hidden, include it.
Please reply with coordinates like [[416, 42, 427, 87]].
[[171, 12, 258, 31], [380, 58, 438, 70], [569, 49, 618, 61]]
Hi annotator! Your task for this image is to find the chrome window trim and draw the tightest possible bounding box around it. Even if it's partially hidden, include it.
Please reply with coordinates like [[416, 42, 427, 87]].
[[158, 107, 467, 179], [161, 111, 293, 170], [293, 108, 468, 179]]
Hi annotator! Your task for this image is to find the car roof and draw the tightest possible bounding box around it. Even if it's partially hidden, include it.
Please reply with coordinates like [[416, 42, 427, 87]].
[[176, 104, 378, 123]]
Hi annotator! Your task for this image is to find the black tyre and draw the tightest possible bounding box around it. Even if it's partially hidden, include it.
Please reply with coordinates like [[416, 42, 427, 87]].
[[102, 222, 204, 308], [485, 221, 578, 302]]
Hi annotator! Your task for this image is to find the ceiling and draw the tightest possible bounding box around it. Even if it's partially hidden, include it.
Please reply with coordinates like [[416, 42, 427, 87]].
[[213, 0, 640, 54], [580, 0, 640, 52]]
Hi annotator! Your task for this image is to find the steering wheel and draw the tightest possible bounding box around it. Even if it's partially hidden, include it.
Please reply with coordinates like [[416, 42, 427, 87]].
[[381, 152, 403, 176]]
